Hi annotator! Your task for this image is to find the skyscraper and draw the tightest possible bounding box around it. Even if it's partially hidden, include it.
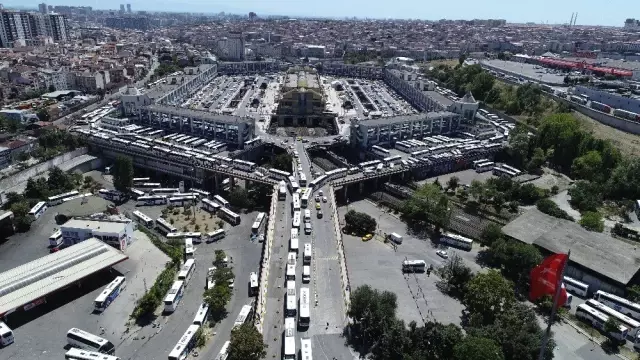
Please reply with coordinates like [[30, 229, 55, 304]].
[[126, 4, 131, 13], [119, 4, 125, 13], [0, 11, 69, 47], [38, 3, 47, 14]]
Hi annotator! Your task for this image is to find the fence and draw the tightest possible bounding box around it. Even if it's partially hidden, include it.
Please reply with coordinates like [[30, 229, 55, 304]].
[[329, 185, 352, 320], [254, 185, 279, 333]]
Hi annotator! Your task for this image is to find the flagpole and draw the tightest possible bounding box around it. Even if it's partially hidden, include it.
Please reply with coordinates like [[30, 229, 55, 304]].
[[537, 250, 571, 360]]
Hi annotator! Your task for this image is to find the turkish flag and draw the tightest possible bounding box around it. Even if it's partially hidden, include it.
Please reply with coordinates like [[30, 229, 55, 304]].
[[530, 253, 569, 308]]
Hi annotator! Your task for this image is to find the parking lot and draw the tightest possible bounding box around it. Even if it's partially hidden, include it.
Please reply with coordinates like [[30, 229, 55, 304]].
[[418, 168, 495, 187], [339, 200, 482, 326]]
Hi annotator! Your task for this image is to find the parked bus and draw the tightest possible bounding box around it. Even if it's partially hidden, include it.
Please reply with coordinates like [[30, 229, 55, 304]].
[[301, 189, 310, 208], [286, 286, 297, 316], [300, 338, 312, 360], [292, 193, 301, 213], [501, 164, 522, 175], [232, 159, 257, 172], [137, 195, 168, 206], [289, 181, 300, 193], [279, 182, 287, 200], [202, 198, 221, 213], [156, 217, 177, 234], [191, 188, 210, 199], [65, 348, 120, 360], [151, 188, 180, 195], [234, 304, 254, 328], [0, 322, 14, 346], [94, 276, 126, 313], [292, 211, 301, 228], [48, 190, 80, 206], [472, 159, 489, 168], [66, 328, 115, 354], [563, 276, 590, 297], [302, 265, 311, 283], [594, 290, 640, 320], [178, 259, 196, 285], [308, 175, 327, 190], [252, 212, 267, 234], [132, 177, 151, 185], [586, 299, 640, 338], [215, 341, 230, 360], [138, 182, 162, 189], [440, 232, 473, 251], [49, 229, 63, 247], [219, 207, 241, 225], [164, 281, 185, 313], [169, 195, 197, 206], [372, 145, 391, 157], [475, 161, 495, 173], [167, 324, 200, 360], [283, 320, 296, 360], [269, 168, 291, 180], [206, 229, 226, 243], [130, 188, 146, 200], [299, 287, 310, 328], [402, 260, 426, 273], [193, 303, 210, 326], [492, 167, 517, 178], [213, 195, 230, 208], [303, 243, 312, 264], [184, 238, 195, 259], [249, 272, 259, 296], [299, 172, 307, 187], [286, 263, 296, 281], [28, 201, 47, 220], [575, 304, 628, 341], [133, 210, 154, 227]]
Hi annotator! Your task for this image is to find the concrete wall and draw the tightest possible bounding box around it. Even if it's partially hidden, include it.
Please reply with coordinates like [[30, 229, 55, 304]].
[[254, 185, 279, 333], [553, 96, 640, 135]]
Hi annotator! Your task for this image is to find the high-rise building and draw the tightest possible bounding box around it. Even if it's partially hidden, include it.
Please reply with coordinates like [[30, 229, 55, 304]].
[[45, 13, 70, 42], [126, 4, 131, 13], [0, 11, 69, 47], [119, 4, 125, 12], [38, 3, 48, 14], [218, 32, 245, 61]]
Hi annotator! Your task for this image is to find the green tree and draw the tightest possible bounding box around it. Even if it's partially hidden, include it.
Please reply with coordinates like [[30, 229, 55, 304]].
[[228, 323, 267, 360], [270, 153, 293, 173], [347, 285, 398, 354], [406, 321, 463, 360], [447, 176, 460, 192], [579, 211, 604, 232], [628, 285, 640, 302], [344, 210, 377, 235], [536, 198, 574, 221], [454, 336, 505, 360], [229, 187, 251, 209], [463, 270, 515, 326], [47, 166, 73, 193], [214, 250, 226, 266], [603, 317, 621, 339], [204, 284, 232, 321], [480, 223, 503, 246], [527, 147, 546, 172], [401, 183, 451, 231], [568, 181, 602, 212], [571, 150, 603, 182], [606, 158, 640, 200], [467, 72, 495, 101], [437, 253, 474, 298], [36, 109, 50, 122], [370, 318, 409, 360], [10, 201, 33, 231], [112, 156, 134, 192], [24, 177, 50, 200]]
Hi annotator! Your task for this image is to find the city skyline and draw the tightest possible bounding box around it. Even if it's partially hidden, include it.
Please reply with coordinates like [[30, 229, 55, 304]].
[[6, 0, 637, 26]]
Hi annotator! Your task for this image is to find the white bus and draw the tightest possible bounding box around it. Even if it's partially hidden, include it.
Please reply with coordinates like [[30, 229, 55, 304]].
[[249, 272, 259, 296], [269, 168, 291, 180], [167, 324, 200, 360], [130, 188, 146, 200], [575, 304, 628, 341], [94, 276, 126, 313], [286, 264, 296, 281], [219, 207, 241, 225], [299, 172, 307, 187], [501, 164, 522, 175], [586, 299, 640, 338], [308, 175, 327, 190], [301, 189, 310, 208], [233, 159, 257, 172], [137, 195, 168, 206], [292, 193, 301, 213], [156, 217, 177, 234], [283, 323, 296, 360], [234, 304, 254, 328], [472, 159, 489, 168], [302, 265, 311, 283], [402, 260, 426, 273], [184, 238, 195, 259], [164, 281, 185, 313], [133, 210, 154, 227], [169, 195, 197, 206], [151, 188, 180, 195], [178, 259, 196, 284], [206, 267, 216, 290], [594, 290, 640, 320], [66, 328, 116, 354], [215, 341, 230, 360], [202, 198, 221, 213], [563, 276, 589, 297], [440, 232, 473, 251], [207, 229, 226, 243], [299, 287, 310, 328], [286, 287, 297, 316], [132, 177, 151, 185], [49, 229, 63, 247], [292, 211, 301, 228], [165, 232, 203, 241], [300, 338, 312, 360], [213, 195, 230, 208], [138, 182, 161, 189], [0, 322, 14, 346], [65, 348, 120, 360], [475, 161, 495, 173], [193, 303, 210, 326], [304, 209, 311, 223], [252, 212, 267, 234], [28, 201, 47, 220], [48, 190, 80, 205], [191, 188, 210, 199], [279, 182, 287, 201], [303, 243, 312, 264], [290, 236, 299, 253]]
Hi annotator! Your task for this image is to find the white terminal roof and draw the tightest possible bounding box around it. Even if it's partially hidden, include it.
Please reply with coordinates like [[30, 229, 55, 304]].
[[0, 238, 128, 316], [62, 218, 130, 234]]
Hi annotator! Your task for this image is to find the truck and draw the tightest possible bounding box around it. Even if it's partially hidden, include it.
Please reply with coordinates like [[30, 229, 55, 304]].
[[387, 232, 403, 244]]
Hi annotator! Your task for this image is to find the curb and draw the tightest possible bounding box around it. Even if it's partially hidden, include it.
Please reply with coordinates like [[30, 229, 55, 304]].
[[562, 316, 632, 360], [254, 186, 278, 334]]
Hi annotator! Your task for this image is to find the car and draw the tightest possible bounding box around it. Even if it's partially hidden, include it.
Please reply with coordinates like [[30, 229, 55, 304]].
[[317, 210, 323, 218], [436, 250, 449, 259], [315, 203, 321, 210], [362, 234, 373, 242], [315, 196, 320, 202], [228, 278, 235, 288], [322, 196, 328, 203]]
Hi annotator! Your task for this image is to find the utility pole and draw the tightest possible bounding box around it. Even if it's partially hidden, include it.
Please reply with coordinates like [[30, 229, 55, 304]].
[[537, 250, 571, 360]]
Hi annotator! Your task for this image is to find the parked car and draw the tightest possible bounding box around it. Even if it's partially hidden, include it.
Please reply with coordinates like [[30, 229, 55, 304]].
[[436, 250, 448, 259]]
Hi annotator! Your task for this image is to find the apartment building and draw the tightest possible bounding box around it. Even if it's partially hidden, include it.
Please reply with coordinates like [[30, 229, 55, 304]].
[[0, 11, 69, 47]]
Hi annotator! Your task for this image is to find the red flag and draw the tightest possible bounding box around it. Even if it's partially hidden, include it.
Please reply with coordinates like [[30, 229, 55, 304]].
[[530, 253, 568, 307]]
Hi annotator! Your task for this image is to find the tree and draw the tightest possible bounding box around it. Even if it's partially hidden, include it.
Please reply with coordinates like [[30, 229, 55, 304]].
[[112, 156, 134, 193], [347, 285, 398, 353], [467, 72, 495, 101], [535, 198, 574, 221], [228, 323, 267, 360], [401, 183, 451, 231], [204, 284, 232, 321], [463, 270, 515, 326], [571, 150, 603, 182], [438, 253, 474, 298], [527, 147, 546, 172], [48, 84, 56, 93], [480, 223, 503, 246], [406, 321, 464, 360], [447, 176, 460, 192], [229, 187, 251, 209], [603, 317, 621, 339], [568, 181, 602, 212], [214, 250, 226, 266], [344, 210, 377, 235], [628, 285, 640, 302], [47, 166, 73, 193], [579, 211, 604, 232], [36, 109, 50, 122], [10, 201, 33, 232], [270, 153, 293, 172], [370, 318, 410, 360], [24, 177, 50, 200], [454, 336, 505, 360]]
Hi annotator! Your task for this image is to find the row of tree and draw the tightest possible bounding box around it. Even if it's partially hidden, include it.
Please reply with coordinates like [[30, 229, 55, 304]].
[[203, 250, 235, 323]]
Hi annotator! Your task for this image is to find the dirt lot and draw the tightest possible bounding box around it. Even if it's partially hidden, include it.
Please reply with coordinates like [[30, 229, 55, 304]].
[[164, 205, 222, 233], [572, 111, 640, 157]]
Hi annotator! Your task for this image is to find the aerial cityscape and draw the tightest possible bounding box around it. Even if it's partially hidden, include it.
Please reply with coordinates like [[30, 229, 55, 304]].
[[2, 4, 640, 360]]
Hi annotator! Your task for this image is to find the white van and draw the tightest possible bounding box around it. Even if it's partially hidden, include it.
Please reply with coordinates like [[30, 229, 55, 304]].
[[304, 222, 312, 234], [304, 209, 311, 223], [388, 232, 403, 244], [302, 265, 311, 283]]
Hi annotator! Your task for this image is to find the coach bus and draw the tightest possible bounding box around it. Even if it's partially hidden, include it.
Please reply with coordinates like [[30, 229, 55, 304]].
[[219, 207, 241, 225], [252, 212, 267, 234], [286, 286, 297, 317], [164, 281, 185, 313], [193, 303, 210, 326], [49, 229, 63, 247], [279, 181, 287, 200], [213, 195, 230, 208], [202, 198, 221, 213], [440, 232, 473, 251], [292, 210, 301, 228], [232, 159, 257, 172], [138, 182, 162, 189], [298, 172, 307, 187], [299, 287, 310, 328], [206, 229, 226, 243], [308, 175, 327, 190], [268, 168, 291, 180], [66, 328, 115, 354], [130, 188, 146, 200], [563, 276, 590, 297], [493, 166, 518, 178], [151, 188, 180, 195], [300, 338, 312, 360], [586, 299, 640, 338], [475, 161, 495, 173], [575, 304, 628, 341], [132, 177, 151, 185], [137, 195, 168, 206], [371, 145, 391, 157], [184, 238, 195, 259], [249, 272, 259, 296], [48, 190, 80, 206], [292, 193, 301, 213], [301, 189, 311, 208], [156, 217, 177, 234], [402, 260, 426, 273], [234, 304, 254, 328], [594, 290, 640, 320], [94, 276, 126, 313], [501, 164, 522, 175], [283, 321, 296, 360], [28, 201, 47, 220], [169, 195, 197, 206], [167, 324, 200, 360], [215, 341, 230, 360], [133, 210, 154, 227], [64, 348, 120, 360], [191, 188, 210, 199], [178, 259, 196, 285]]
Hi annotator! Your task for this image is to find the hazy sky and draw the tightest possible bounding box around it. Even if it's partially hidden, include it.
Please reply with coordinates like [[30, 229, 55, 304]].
[[9, 0, 637, 26]]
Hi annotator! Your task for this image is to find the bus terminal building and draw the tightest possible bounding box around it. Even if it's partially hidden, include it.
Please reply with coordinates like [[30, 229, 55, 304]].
[[501, 208, 640, 296]]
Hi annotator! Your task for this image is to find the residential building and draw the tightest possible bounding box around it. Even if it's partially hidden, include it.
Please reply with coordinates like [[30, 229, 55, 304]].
[[0, 11, 68, 47], [126, 4, 131, 13], [38, 3, 47, 14], [0, 146, 10, 170], [45, 13, 69, 42], [105, 16, 150, 31], [60, 217, 134, 250], [217, 32, 244, 61]]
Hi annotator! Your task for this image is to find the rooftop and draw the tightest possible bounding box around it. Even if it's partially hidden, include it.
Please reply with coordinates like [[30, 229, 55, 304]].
[[0, 238, 128, 316], [62, 218, 130, 234], [502, 208, 640, 285], [285, 70, 320, 89], [425, 90, 455, 107], [146, 104, 253, 125], [356, 111, 458, 127]]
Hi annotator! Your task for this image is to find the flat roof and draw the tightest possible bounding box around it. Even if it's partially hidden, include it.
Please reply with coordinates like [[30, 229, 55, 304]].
[[502, 209, 640, 285], [146, 105, 252, 125], [0, 238, 128, 316], [62, 218, 129, 234], [425, 91, 455, 107], [357, 111, 458, 127]]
